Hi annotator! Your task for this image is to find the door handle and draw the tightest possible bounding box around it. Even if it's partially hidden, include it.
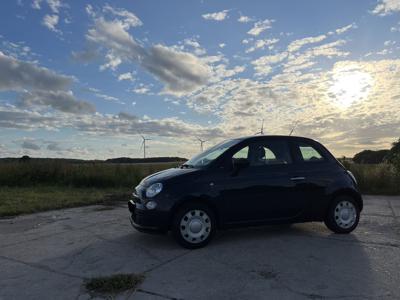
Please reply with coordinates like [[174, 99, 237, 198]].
[[290, 176, 306, 181]]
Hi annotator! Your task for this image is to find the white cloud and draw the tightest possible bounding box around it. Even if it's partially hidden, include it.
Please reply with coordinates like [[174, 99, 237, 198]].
[[103, 4, 142, 29], [0, 52, 96, 114], [86, 8, 212, 96], [384, 40, 396, 46], [94, 93, 124, 104], [246, 38, 279, 53], [335, 23, 356, 35], [252, 52, 288, 76], [133, 87, 150, 94], [287, 34, 326, 52], [42, 14, 60, 33], [32, 0, 64, 12], [376, 48, 391, 55], [71, 48, 97, 63], [45, 141, 62, 151], [47, 0, 63, 13], [32, 0, 42, 9], [372, 0, 400, 15], [391, 21, 400, 31], [219, 43, 226, 48], [0, 104, 225, 142], [100, 52, 122, 71], [247, 19, 274, 36], [183, 38, 206, 55], [20, 90, 95, 114], [21, 139, 41, 150], [86, 4, 95, 17], [118, 72, 135, 81], [202, 10, 229, 21], [0, 51, 72, 91], [143, 44, 211, 95], [250, 38, 349, 77], [238, 15, 253, 23]]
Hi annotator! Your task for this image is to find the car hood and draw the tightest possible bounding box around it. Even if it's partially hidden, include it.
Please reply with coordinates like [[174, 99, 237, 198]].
[[140, 167, 200, 186]]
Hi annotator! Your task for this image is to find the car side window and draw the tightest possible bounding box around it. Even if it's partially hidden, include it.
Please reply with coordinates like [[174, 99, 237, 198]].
[[249, 140, 292, 166], [297, 142, 324, 162], [232, 146, 249, 160]]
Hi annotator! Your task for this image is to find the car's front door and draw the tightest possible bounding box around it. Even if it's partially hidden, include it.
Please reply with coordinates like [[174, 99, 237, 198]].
[[220, 138, 305, 224]]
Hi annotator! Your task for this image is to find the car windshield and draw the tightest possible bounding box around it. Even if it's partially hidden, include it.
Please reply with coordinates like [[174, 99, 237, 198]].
[[183, 139, 240, 168]]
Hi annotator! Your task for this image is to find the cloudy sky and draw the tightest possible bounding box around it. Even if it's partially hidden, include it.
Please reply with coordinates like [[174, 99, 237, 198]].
[[1, 0, 400, 159]]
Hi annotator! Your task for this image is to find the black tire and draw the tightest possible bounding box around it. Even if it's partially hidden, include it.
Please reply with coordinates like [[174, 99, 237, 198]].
[[324, 195, 360, 234], [172, 202, 216, 249]]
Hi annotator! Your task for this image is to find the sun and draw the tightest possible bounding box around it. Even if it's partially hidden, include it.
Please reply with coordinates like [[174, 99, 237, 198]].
[[329, 66, 373, 108]]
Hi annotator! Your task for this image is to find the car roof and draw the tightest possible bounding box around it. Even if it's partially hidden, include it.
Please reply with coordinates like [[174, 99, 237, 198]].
[[234, 135, 319, 144]]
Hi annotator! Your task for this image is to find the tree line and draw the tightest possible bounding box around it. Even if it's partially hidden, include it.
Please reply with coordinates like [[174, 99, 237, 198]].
[[353, 138, 400, 164]]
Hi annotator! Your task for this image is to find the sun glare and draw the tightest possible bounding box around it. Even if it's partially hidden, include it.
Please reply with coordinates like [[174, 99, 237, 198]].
[[329, 66, 373, 108]]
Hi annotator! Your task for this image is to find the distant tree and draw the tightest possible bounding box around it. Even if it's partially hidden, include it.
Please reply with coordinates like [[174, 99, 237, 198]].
[[353, 150, 390, 164], [386, 138, 400, 163], [106, 157, 187, 164], [392, 153, 400, 176], [20, 155, 31, 162]]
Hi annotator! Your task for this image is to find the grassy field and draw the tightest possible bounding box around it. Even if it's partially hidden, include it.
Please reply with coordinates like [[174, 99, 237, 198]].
[[0, 161, 180, 188], [0, 161, 180, 217], [0, 160, 399, 217], [346, 163, 400, 195], [0, 186, 131, 217]]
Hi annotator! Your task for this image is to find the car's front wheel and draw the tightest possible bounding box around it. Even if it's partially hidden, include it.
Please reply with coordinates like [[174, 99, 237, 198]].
[[324, 195, 360, 234], [172, 202, 216, 249]]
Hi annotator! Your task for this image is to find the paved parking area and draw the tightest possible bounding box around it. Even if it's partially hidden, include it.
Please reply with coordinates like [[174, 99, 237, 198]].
[[1, 195, 400, 300]]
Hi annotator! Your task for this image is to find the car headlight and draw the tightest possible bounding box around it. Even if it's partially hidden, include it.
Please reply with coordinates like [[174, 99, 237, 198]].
[[146, 183, 163, 198]]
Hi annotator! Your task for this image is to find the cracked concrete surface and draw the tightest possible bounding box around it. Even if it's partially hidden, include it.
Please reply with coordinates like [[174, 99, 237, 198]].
[[1, 195, 399, 299]]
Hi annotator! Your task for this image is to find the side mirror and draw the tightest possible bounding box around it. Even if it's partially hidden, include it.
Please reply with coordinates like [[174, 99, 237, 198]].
[[232, 158, 249, 175]]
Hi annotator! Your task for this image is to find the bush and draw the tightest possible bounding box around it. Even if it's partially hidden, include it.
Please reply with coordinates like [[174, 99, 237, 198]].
[[347, 163, 400, 195], [392, 153, 400, 176], [353, 150, 390, 164]]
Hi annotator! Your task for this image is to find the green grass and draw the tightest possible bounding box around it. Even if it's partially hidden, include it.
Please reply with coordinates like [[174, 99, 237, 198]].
[[0, 186, 131, 217], [0, 161, 180, 217], [346, 163, 400, 195], [0, 161, 180, 188], [85, 273, 144, 295]]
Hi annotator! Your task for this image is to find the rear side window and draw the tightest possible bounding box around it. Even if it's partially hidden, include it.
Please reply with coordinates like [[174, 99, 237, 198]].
[[232, 146, 249, 160], [249, 140, 292, 166], [297, 142, 324, 162]]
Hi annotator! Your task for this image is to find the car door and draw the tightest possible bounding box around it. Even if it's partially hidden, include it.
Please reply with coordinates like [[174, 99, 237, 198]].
[[220, 138, 301, 224], [288, 140, 336, 218]]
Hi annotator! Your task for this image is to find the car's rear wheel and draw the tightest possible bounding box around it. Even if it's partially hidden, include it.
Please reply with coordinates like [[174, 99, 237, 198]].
[[324, 195, 360, 234], [172, 202, 216, 249]]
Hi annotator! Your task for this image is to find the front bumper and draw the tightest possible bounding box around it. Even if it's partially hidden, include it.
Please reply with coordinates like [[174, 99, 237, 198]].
[[128, 200, 169, 234]]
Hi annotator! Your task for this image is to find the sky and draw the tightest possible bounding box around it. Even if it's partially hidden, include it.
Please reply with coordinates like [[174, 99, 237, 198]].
[[0, 0, 400, 159]]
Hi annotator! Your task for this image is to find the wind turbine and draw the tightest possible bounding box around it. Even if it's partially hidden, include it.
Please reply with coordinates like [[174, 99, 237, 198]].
[[139, 135, 151, 158], [197, 137, 207, 152], [289, 120, 299, 136], [255, 119, 264, 135]]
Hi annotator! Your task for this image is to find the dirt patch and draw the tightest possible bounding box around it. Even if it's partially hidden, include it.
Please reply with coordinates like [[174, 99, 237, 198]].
[[84, 273, 145, 297]]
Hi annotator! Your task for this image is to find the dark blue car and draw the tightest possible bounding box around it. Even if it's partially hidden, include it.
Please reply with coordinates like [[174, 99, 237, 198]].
[[128, 135, 362, 248]]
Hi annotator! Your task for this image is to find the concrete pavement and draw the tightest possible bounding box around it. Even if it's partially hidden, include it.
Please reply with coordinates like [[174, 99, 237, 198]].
[[1, 195, 399, 299]]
